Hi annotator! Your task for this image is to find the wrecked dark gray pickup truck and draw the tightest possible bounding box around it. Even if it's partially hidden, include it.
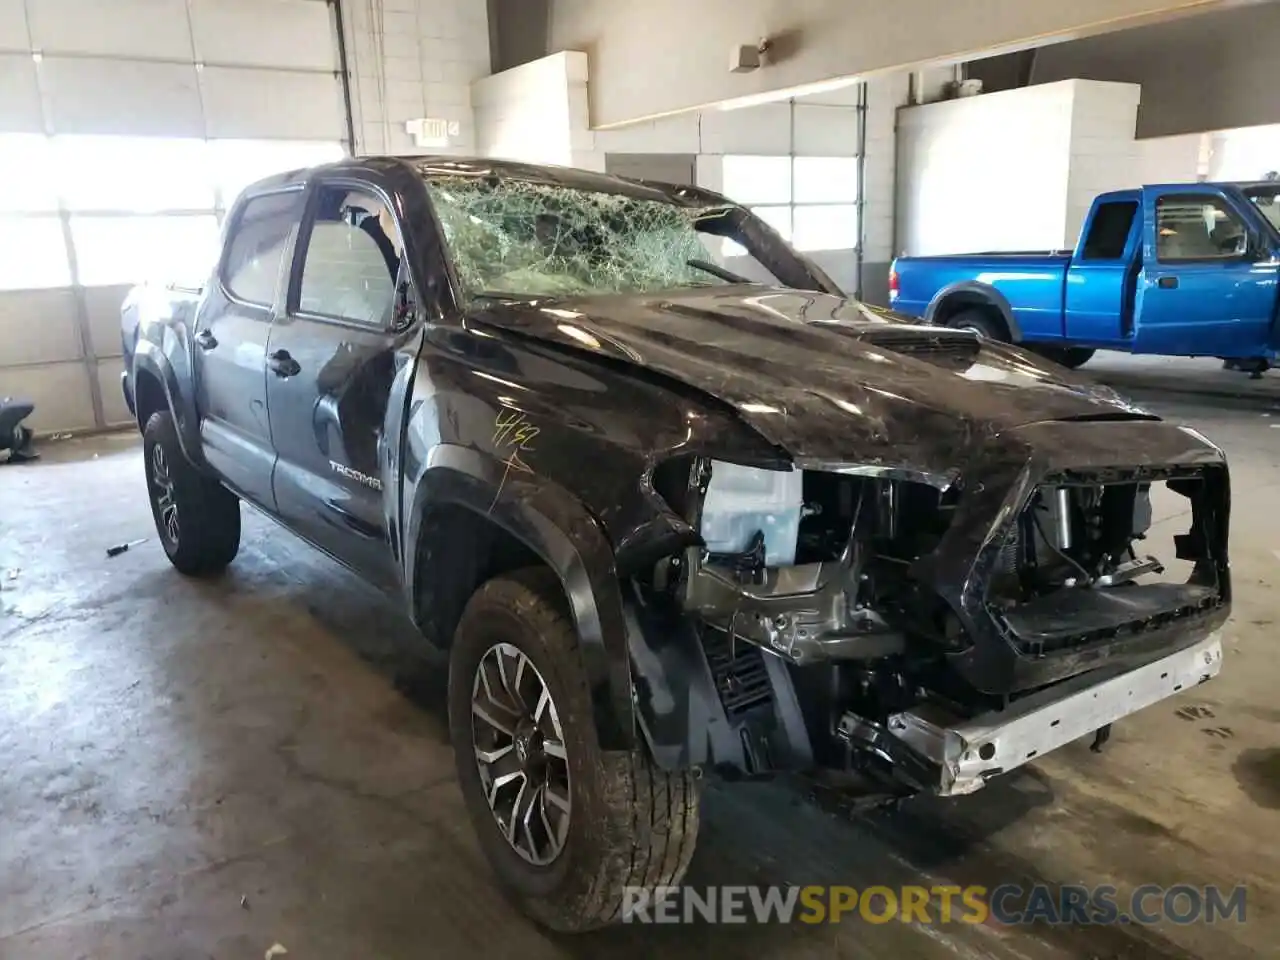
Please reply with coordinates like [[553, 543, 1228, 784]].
[[121, 156, 1229, 931]]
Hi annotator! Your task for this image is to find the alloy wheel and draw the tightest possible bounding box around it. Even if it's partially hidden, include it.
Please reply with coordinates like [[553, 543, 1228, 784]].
[[471, 642, 571, 865], [150, 443, 180, 545]]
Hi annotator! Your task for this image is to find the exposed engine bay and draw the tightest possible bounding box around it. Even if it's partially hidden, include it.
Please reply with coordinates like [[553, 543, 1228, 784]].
[[633, 437, 1229, 797]]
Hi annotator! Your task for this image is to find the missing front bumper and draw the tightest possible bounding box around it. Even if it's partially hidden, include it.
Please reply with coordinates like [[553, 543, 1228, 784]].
[[846, 631, 1223, 797]]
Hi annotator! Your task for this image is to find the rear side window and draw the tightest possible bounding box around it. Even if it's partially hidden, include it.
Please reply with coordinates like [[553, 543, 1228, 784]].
[[222, 191, 304, 306], [1081, 201, 1137, 260], [296, 184, 403, 326], [1156, 194, 1248, 262]]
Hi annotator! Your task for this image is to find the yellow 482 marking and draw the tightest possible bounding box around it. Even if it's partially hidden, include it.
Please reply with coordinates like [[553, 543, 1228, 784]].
[[489, 406, 540, 512], [492, 407, 540, 456]]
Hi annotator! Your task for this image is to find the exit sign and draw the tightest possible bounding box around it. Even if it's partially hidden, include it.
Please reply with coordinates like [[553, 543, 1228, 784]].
[[407, 117, 460, 148]]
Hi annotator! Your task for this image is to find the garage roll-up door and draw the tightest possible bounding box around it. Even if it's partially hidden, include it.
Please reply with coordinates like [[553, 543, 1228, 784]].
[[0, 0, 350, 434]]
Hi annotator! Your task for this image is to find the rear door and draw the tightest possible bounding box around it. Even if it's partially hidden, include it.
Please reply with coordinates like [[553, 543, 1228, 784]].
[[194, 188, 305, 508], [265, 178, 420, 587], [1063, 196, 1141, 344], [1134, 186, 1280, 357]]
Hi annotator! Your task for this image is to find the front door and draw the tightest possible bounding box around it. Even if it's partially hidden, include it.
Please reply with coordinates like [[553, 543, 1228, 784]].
[[1063, 197, 1140, 344], [266, 180, 417, 587], [1134, 187, 1280, 358], [194, 188, 305, 507]]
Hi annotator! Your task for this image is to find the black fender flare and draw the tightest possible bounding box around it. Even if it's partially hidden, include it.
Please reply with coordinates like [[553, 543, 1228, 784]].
[[131, 339, 208, 470], [925, 281, 1023, 342], [403, 444, 636, 752]]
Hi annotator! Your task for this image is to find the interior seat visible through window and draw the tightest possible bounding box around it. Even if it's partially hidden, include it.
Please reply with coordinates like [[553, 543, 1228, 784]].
[[298, 188, 400, 325]]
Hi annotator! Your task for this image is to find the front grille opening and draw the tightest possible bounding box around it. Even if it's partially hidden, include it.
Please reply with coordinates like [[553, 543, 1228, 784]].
[[987, 465, 1227, 655]]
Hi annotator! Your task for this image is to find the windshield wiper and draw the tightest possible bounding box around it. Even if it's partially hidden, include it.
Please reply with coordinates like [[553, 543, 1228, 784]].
[[686, 258, 754, 285]]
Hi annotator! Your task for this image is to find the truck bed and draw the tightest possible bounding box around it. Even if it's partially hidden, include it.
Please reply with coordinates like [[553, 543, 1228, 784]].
[[891, 252, 1071, 337]]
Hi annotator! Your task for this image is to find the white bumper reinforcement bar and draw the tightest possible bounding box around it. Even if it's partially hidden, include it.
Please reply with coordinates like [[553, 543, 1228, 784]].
[[888, 632, 1224, 796]]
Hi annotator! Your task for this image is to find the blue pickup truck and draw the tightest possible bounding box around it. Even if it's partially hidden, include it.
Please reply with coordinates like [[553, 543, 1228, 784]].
[[889, 181, 1280, 371]]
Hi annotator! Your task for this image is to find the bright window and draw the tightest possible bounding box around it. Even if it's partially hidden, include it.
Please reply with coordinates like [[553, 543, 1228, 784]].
[[724, 205, 792, 256], [71, 214, 221, 286], [793, 157, 859, 204], [55, 136, 215, 212], [721, 155, 792, 205], [0, 217, 71, 289], [0, 135, 348, 292], [211, 140, 345, 208], [793, 204, 858, 251], [0, 135, 59, 213], [722, 154, 861, 255], [751, 204, 793, 239]]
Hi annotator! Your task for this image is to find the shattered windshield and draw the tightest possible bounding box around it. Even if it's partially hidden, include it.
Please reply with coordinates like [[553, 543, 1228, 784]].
[[425, 174, 794, 300]]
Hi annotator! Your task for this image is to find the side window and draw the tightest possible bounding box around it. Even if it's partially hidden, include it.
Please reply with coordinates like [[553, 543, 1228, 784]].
[[297, 185, 403, 325], [1156, 195, 1248, 262], [222, 191, 304, 306], [1081, 201, 1137, 260]]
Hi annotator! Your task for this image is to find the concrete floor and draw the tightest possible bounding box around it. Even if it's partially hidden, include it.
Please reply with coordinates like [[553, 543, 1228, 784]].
[[3, 380, 1280, 958]]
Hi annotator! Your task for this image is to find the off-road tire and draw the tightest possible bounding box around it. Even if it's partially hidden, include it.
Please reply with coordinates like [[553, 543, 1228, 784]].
[[448, 566, 701, 932], [1032, 345, 1096, 370], [1058, 347, 1095, 370], [142, 410, 240, 576], [948, 307, 1007, 341]]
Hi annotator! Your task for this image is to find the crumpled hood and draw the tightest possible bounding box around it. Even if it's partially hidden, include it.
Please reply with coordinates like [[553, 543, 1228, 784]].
[[476, 287, 1154, 473]]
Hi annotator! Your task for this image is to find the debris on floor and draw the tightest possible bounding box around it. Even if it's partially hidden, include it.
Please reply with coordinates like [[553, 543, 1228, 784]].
[[264, 944, 288, 960], [106, 538, 148, 558]]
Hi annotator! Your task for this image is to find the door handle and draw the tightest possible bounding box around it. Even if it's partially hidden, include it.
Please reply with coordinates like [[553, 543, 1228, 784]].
[[1156, 276, 1179, 289], [195, 329, 218, 349], [268, 349, 301, 378]]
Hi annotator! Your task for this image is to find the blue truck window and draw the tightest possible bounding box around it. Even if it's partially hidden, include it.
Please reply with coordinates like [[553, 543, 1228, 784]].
[[1081, 201, 1137, 260], [1155, 194, 1248, 262], [1245, 186, 1280, 234]]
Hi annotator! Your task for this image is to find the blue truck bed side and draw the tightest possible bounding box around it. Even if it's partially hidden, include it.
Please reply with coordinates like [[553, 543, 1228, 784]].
[[889, 183, 1280, 367], [891, 252, 1071, 343]]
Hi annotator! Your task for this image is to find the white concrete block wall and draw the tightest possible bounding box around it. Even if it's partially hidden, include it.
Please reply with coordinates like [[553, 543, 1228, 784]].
[[897, 81, 1080, 255], [896, 79, 1174, 259], [343, 0, 491, 156], [470, 52, 599, 168], [1139, 134, 1204, 183], [1065, 81, 1142, 242]]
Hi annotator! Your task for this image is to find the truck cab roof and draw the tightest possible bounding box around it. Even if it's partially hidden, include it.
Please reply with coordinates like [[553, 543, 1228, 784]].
[[238, 154, 729, 210]]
